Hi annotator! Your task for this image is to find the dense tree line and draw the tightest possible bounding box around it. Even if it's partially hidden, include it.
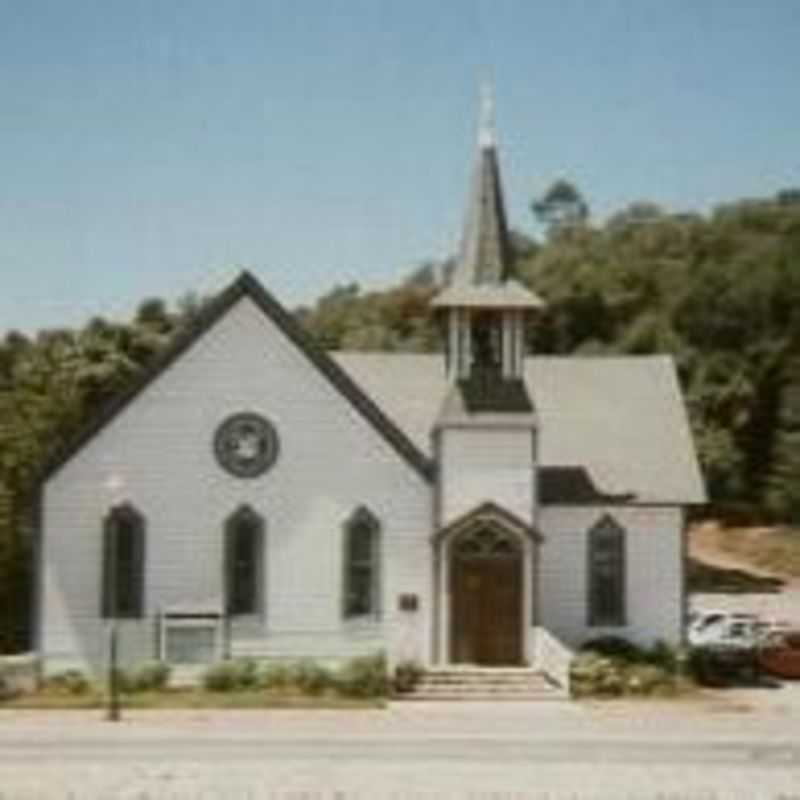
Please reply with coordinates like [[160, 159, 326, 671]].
[[300, 186, 800, 519], [1, 187, 798, 652], [0, 295, 204, 652]]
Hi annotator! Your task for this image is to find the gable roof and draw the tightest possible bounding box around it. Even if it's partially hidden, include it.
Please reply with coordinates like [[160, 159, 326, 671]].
[[41, 272, 434, 484], [431, 500, 543, 545], [333, 352, 707, 505]]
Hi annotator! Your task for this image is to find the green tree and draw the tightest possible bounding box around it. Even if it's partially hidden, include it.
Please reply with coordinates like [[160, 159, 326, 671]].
[[531, 179, 589, 235]]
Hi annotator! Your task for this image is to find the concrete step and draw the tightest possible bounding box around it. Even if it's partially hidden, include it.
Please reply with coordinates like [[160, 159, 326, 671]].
[[408, 685, 556, 696], [399, 692, 564, 701], [416, 674, 551, 685], [397, 668, 565, 701]]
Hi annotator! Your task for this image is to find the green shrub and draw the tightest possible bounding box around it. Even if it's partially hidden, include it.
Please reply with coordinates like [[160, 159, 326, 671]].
[[647, 640, 678, 672], [336, 652, 388, 698], [259, 662, 292, 691], [203, 661, 240, 692], [571, 645, 679, 699], [112, 668, 133, 694], [625, 664, 674, 696], [393, 660, 424, 693], [581, 636, 679, 672], [127, 661, 171, 692], [232, 658, 260, 690], [289, 659, 333, 696], [581, 636, 643, 663], [571, 653, 625, 697], [45, 669, 91, 696], [203, 658, 262, 692]]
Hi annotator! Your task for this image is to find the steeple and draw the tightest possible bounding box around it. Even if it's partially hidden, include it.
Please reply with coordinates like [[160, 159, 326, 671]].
[[451, 83, 513, 286], [432, 88, 543, 387]]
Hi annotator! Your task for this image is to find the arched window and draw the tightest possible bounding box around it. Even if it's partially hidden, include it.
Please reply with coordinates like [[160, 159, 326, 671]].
[[343, 507, 381, 619], [102, 504, 146, 619], [224, 506, 264, 616], [587, 515, 626, 627]]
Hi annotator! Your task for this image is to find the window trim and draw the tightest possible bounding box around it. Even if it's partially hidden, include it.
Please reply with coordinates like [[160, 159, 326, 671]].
[[223, 505, 265, 617], [101, 503, 146, 620], [587, 514, 626, 628], [342, 506, 382, 621]]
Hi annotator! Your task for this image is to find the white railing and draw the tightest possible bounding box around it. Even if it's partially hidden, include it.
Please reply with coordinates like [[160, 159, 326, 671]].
[[531, 627, 573, 696]]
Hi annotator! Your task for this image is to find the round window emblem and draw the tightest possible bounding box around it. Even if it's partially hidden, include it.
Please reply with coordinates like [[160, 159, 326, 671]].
[[213, 412, 279, 479]]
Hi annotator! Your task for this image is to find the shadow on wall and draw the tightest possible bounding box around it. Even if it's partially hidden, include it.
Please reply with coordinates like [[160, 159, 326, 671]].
[[687, 557, 785, 594]]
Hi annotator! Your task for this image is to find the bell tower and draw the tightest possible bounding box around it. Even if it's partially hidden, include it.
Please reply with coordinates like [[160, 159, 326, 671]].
[[432, 86, 543, 386], [431, 87, 544, 528]]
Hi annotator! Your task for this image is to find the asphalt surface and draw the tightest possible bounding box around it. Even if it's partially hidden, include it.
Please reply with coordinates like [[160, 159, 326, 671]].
[[2, 732, 800, 767]]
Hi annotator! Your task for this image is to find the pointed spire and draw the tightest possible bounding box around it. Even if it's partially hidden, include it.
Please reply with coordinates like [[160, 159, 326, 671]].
[[455, 84, 511, 285], [431, 86, 544, 311]]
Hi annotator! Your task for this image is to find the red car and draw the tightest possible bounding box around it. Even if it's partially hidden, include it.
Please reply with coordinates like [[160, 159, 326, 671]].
[[757, 630, 800, 680]]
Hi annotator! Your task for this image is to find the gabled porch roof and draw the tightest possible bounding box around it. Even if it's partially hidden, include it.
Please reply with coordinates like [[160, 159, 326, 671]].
[[431, 500, 543, 546]]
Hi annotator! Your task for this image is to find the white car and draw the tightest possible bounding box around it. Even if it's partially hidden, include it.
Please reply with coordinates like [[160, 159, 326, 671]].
[[688, 610, 760, 651]]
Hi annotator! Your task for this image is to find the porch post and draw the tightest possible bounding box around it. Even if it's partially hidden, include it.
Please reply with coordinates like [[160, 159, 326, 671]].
[[439, 538, 451, 666]]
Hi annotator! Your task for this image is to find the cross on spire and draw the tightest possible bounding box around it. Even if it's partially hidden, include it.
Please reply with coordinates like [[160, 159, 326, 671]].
[[478, 80, 496, 150]]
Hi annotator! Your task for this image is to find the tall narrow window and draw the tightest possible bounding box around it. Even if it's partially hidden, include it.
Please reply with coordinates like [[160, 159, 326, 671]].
[[343, 507, 381, 619], [102, 504, 146, 619], [587, 515, 626, 627], [224, 506, 264, 616]]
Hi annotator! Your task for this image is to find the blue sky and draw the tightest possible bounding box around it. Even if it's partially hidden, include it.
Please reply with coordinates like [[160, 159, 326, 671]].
[[2, 1, 799, 334]]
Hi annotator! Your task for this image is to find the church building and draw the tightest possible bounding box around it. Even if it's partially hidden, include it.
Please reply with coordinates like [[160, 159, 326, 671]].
[[36, 100, 705, 691]]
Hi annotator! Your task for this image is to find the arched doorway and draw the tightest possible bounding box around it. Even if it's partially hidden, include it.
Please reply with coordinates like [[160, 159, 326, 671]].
[[449, 524, 523, 665]]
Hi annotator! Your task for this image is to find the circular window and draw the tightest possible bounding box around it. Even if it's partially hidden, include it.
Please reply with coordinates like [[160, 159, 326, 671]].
[[213, 412, 279, 479]]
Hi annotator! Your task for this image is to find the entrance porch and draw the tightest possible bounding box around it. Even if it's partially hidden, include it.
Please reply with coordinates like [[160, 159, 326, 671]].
[[431, 501, 543, 668]]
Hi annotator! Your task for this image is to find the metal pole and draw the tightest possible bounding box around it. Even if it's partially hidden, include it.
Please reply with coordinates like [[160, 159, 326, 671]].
[[107, 514, 121, 722]]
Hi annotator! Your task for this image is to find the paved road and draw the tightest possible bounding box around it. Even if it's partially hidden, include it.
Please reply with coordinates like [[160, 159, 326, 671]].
[[2, 731, 800, 767], [1, 704, 799, 799]]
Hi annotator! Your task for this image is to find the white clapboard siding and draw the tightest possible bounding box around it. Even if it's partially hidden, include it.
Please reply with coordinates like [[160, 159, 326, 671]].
[[538, 506, 684, 648], [439, 428, 535, 525], [42, 296, 432, 676]]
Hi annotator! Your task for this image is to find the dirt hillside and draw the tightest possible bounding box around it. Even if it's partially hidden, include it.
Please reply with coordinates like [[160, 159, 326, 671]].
[[690, 521, 800, 587]]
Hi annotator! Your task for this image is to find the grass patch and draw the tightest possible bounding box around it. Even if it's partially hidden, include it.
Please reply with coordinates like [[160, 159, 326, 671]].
[[1, 688, 383, 710]]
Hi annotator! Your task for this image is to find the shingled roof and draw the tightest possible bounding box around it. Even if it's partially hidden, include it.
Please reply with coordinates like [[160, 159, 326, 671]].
[[333, 352, 707, 505], [39, 269, 705, 505]]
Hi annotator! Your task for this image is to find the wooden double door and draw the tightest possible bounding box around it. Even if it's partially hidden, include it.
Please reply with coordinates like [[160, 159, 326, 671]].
[[449, 527, 523, 666]]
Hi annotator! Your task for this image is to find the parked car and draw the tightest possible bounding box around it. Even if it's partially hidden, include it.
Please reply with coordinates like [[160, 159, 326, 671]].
[[688, 609, 761, 683], [757, 630, 800, 680], [689, 610, 760, 649]]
